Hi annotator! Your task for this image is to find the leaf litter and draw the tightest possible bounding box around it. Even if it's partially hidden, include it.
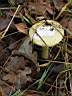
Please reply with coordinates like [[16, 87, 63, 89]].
[[0, 0, 72, 96]]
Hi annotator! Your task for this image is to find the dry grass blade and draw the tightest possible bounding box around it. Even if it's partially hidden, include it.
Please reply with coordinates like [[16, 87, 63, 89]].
[[55, 2, 70, 20], [1, 5, 21, 39], [0, 7, 16, 10], [39, 60, 72, 67]]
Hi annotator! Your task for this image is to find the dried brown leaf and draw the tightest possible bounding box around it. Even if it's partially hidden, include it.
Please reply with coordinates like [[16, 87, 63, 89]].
[[0, 86, 3, 96], [0, 17, 10, 31], [17, 68, 32, 86], [53, 0, 66, 10], [60, 17, 72, 32], [46, 3, 54, 15], [0, 80, 14, 96], [24, 90, 42, 96], [15, 23, 28, 35], [2, 72, 16, 85]]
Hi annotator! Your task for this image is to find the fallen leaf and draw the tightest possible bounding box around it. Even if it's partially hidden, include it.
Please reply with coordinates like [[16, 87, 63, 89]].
[[15, 23, 28, 35], [2, 72, 17, 85], [0, 86, 3, 96], [24, 90, 42, 96], [0, 80, 14, 96], [0, 17, 10, 31], [60, 16, 72, 32], [27, 0, 47, 16], [46, 2, 54, 15], [16, 68, 32, 88], [68, 19, 72, 32], [18, 37, 37, 64], [4, 56, 25, 72], [53, 0, 66, 10]]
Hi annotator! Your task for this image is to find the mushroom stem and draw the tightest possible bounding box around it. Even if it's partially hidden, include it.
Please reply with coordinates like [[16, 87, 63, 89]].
[[41, 46, 49, 59]]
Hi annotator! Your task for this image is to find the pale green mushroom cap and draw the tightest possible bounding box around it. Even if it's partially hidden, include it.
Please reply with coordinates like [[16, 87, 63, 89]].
[[29, 20, 64, 47]]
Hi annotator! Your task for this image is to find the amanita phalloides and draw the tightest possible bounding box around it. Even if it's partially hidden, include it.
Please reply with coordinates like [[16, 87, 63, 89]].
[[29, 20, 64, 59]]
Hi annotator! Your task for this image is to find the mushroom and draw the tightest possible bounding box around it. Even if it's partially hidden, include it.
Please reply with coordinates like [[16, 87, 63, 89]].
[[29, 20, 64, 59]]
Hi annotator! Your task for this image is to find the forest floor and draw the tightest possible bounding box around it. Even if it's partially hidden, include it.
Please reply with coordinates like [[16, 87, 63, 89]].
[[0, 0, 72, 96]]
